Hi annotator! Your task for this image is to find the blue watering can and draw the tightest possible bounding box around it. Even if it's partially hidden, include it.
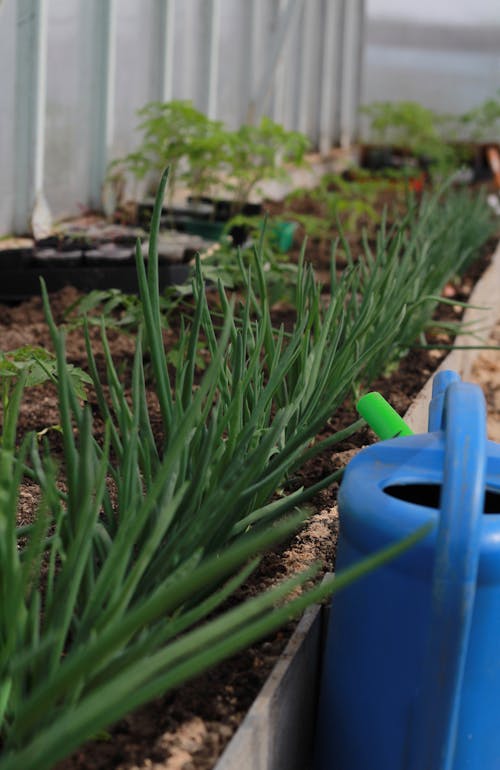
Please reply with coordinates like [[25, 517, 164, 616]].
[[315, 370, 500, 770]]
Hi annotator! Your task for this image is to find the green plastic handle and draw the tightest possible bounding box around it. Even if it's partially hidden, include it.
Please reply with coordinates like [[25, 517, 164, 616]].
[[356, 392, 414, 440]]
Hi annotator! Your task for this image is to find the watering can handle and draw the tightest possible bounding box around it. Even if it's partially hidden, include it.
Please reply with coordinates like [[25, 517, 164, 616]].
[[407, 380, 487, 770], [428, 369, 460, 431]]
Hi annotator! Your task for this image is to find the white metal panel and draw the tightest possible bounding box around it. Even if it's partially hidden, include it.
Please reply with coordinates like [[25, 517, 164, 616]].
[[86, 0, 116, 209], [297, 0, 317, 136], [45, 0, 113, 219], [113, 1, 158, 158], [0, 0, 17, 234], [13, 0, 48, 233], [361, 17, 500, 133], [178, 0, 197, 103], [201, 0, 221, 118], [319, 0, 343, 156], [272, 0, 288, 126], [339, 0, 364, 148], [216, 0, 251, 128], [156, 0, 175, 102], [1, 0, 366, 234], [250, 0, 304, 120]]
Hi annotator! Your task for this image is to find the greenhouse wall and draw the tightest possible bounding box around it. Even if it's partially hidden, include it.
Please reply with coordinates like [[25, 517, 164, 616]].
[[0, 0, 365, 236], [361, 2, 500, 138]]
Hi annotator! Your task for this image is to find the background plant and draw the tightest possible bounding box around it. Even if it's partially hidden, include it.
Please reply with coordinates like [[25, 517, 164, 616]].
[[109, 103, 310, 216], [360, 100, 460, 174], [109, 100, 228, 208], [221, 116, 310, 212], [0, 345, 91, 443], [284, 172, 383, 242], [459, 90, 500, 141]]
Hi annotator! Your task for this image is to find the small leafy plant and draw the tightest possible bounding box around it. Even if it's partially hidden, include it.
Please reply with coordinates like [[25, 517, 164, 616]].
[[283, 172, 382, 247], [0, 345, 91, 441], [459, 91, 500, 141], [110, 103, 309, 217], [361, 100, 459, 174], [222, 117, 310, 213], [109, 100, 228, 208]]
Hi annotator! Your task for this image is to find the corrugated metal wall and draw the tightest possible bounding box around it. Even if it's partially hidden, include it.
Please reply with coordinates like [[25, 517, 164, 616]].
[[0, 0, 365, 236]]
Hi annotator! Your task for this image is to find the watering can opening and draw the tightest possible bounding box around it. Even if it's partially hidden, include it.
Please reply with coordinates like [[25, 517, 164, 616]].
[[383, 482, 500, 514]]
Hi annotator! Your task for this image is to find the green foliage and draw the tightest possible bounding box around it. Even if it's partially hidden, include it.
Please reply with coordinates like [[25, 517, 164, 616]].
[[0, 170, 494, 770], [203, 229, 299, 306], [361, 100, 459, 173], [63, 288, 147, 332], [108, 100, 228, 206], [0, 346, 91, 443], [222, 117, 310, 211], [361, 94, 500, 175], [283, 172, 383, 243], [460, 91, 500, 141], [109, 102, 309, 211]]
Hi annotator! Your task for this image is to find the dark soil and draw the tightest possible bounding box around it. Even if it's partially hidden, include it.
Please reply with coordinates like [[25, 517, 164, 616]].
[[0, 187, 496, 769]]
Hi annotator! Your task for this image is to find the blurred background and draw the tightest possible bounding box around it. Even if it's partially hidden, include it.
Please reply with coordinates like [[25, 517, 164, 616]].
[[0, 0, 499, 235], [364, 0, 500, 120]]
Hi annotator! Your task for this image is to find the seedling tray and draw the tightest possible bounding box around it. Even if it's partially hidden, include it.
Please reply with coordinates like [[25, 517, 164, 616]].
[[0, 260, 189, 302]]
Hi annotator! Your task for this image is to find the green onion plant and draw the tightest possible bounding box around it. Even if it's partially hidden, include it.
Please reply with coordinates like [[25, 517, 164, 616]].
[[0, 169, 493, 770]]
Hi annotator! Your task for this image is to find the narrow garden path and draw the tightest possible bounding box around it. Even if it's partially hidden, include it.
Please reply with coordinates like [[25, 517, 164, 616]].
[[470, 319, 500, 440]]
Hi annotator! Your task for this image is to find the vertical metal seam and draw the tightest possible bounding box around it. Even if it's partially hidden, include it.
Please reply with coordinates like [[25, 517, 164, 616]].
[[250, 0, 304, 120], [88, 0, 116, 210], [339, 0, 361, 148], [297, 0, 316, 136], [205, 0, 221, 119], [319, 0, 340, 155], [158, 0, 175, 102], [14, 0, 48, 233], [245, 0, 265, 123]]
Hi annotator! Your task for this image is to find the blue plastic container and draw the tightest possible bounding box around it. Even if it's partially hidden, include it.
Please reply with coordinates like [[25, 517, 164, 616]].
[[315, 371, 500, 770]]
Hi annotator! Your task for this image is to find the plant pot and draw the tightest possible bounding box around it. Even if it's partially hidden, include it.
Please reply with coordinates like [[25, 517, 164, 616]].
[[138, 201, 214, 231], [35, 235, 91, 253], [84, 243, 134, 265], [269, 221, 297, 253], [33, 249, 83, 266], [359, 144, 424, 173], [0, 258, 190, 302], [141, 232, 212, 263], [0, 247, 34, 269], [448, 142, 499, 183], [184, 218, 226, 242], [226, 219, 298, 251], [188, 196, 263, 222]]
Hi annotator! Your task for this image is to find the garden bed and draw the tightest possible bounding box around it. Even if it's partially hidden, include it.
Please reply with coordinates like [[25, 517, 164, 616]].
[[59, 239, 500, 770], [1, 171, 498, 770]]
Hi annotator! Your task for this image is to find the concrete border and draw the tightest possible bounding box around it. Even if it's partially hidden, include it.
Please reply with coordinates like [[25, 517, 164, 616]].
[[215, 602, 324, 770], [405, 239, 500, 432], [212, 237, 500, 770]]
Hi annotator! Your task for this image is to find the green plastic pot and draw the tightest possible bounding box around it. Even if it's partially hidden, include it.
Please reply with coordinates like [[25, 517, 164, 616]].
[[184, 218, 226, 242], [269, 221, 297, 253]]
